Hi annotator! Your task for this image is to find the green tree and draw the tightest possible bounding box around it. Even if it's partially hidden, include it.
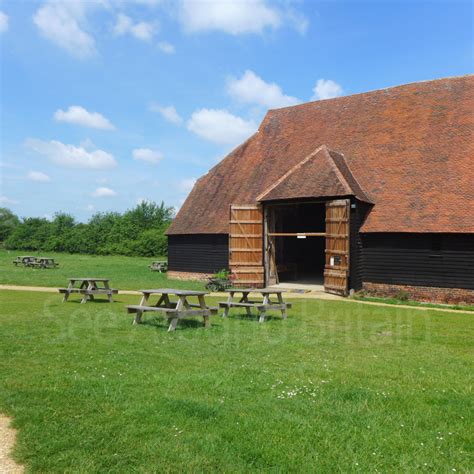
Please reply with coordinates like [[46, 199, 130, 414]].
[[124, 201, 174, 230], [0, 208, 20, 242], [46, 212, 76, 251], [3, 200, 173, 257], [4, 217, 51, 251]]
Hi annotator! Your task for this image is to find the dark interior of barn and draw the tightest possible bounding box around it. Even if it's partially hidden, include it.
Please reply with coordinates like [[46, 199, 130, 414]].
[[269, 202, 326, 285]]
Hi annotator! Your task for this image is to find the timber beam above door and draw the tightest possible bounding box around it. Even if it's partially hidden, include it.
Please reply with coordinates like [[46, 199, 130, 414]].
[[268, 232, 326, 237]]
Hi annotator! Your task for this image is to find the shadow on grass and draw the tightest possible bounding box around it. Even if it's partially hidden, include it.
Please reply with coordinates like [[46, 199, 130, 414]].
[[140, 316, 213, 331], [229, 312, 281, 322], [65, 299, 119, 304]]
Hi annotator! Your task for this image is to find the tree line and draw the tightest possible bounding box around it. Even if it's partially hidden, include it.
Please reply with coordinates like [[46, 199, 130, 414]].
[[0, 201, 173, 257]]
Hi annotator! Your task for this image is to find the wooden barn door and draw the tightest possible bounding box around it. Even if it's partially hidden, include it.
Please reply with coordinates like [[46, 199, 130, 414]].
[[229, 204, 264, 287], [324, 199, 350, 295]]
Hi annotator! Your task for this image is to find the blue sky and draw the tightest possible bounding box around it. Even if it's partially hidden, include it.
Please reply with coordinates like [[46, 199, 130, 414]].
[[1, 0, 472, 221]]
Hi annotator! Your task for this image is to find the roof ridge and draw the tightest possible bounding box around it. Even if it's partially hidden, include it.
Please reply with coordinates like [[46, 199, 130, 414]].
[[266, 74, 474, 113]]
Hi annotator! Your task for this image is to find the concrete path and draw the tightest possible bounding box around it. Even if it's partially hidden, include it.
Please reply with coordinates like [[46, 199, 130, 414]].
[[0, 415, 23, 474]]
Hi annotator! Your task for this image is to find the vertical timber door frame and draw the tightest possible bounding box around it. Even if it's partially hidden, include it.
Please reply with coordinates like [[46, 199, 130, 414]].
[[264, 204, 278, 286], [324, 199, 350, 296], [229, 204, 264, 287]]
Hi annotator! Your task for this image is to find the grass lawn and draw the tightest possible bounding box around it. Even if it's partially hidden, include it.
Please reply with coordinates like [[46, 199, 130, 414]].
[[0, 249, 204, 290], [0, 290, 472, 472]]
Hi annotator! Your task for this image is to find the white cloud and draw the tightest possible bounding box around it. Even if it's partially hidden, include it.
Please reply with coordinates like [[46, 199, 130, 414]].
[[187, 108, 256, 145], [86, 204, 95, 211], [32, 1, 96, 59], [134, 0, 162, 6], [179, 0, 281, 34], [286, 9, 308, 35], [132, 148, 164, 164], [27, 171, 51, 182], [0, 11, 9, 33], [149, 103, 182, 124], [54, 106, 115, 130], [113, 13, 155, 41], [312, 79, 343, 100], [178, 177, 196, 193], [0, 196, 18, 205], [157, 41, 175, 54], [92, 187, 117, 197], [228, 70, 300, 109], [80, 138, 96, 150], [26, 138, 117, 170]]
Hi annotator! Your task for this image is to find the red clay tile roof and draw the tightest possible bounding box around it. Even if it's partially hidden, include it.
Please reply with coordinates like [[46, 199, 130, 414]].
[[167, 75, 474, 235], [256, 145, 373, 203]]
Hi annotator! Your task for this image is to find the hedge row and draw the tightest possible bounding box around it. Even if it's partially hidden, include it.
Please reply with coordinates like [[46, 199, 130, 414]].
[[0, 201, 173, 257]]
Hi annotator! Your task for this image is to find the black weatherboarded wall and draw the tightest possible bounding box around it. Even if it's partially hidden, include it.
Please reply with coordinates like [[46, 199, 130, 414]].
[[168, 234, 229, 274], [349, 199, 371, 291], [361, 233, 474, 290]]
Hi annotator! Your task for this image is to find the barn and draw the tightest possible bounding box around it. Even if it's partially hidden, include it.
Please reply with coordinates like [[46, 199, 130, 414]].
[[166, 75, 474, 305]]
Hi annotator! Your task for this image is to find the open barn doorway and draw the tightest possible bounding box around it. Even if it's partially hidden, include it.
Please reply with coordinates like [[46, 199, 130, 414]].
[[264, 202, 326, 289]]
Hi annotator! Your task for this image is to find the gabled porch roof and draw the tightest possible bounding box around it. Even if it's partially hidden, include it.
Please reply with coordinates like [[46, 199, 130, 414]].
[[256, 145, 373, 204]]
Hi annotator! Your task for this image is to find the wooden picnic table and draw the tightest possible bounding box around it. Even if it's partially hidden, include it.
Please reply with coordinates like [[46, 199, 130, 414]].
[[219, 288, 292, 323], [13, 256, 36, 266], [148, 260, 168, 272], [59, 278, 118, 304], [29, 257, 59, 269], [126, 289, 217, 331]]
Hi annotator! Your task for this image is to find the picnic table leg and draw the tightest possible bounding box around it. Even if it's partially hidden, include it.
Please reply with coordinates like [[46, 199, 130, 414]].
[[103, 280, 113, 302], [77, 281, 88, 304], [168, 296, 184, 331], [168, 317, 179, 331], [222, 291, 234, 317], [278, 293, 287, 320], [198, 295, 211, 328], [133, 310, 143, 325], [241, 292, 252, 317], [63, 280, 74, 302], [156, 294, 166, 307], [63, 289, 70, 302], [259, 294, 270, 323], [132, 293, 148, 325]]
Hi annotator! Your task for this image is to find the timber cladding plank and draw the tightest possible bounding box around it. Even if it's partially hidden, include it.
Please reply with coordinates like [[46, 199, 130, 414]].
[[324, 199, 350, 295], [229, 204, 264, 287]]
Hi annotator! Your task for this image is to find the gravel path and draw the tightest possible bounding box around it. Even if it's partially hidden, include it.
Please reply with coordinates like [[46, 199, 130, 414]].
[[0, 415, 23, 473], [0, 284, 339, 299]]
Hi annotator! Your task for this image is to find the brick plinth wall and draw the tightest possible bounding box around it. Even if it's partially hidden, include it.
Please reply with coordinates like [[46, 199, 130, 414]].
[[168, 271, 214, 282], [363, 282, 474, 305]]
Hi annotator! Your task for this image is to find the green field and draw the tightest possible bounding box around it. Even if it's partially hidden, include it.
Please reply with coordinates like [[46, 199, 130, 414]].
[[0, 250, 204, 290], [0, 290, 472, 472]]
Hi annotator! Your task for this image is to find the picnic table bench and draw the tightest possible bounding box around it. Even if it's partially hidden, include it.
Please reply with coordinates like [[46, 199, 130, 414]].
[[59, 278, 118, 303], [28, 257, 59, 269], [126, 289, 217, 331], [148, 260, 168, 272], [13, 256, 36, 266], [219, 288, 292, 323]]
